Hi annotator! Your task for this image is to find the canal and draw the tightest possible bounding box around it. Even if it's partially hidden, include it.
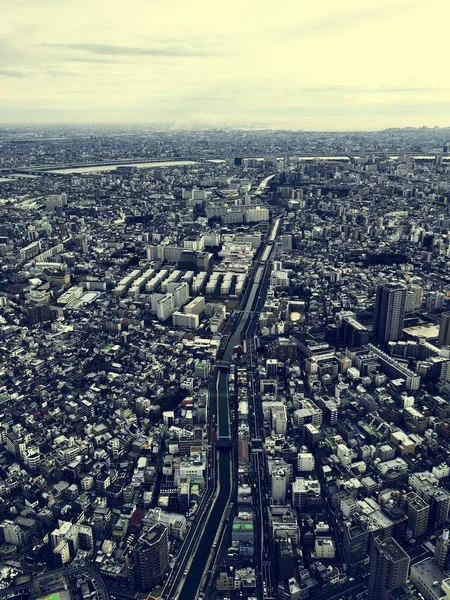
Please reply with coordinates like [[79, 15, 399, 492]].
[[181, 452, 231, 600]]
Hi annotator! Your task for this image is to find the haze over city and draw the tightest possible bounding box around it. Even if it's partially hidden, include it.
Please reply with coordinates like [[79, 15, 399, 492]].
[[1, 0, 449, 128], [2, 1, 450, 600]]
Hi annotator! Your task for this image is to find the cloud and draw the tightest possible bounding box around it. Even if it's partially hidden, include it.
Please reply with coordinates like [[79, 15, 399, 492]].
[[0, 69, 28, 78], [0, 0, 448, 128], [298, 85, 450, 95], [43, 42, 217, 57], [64, 56, 116, 64], [288, 2, 416, 36]]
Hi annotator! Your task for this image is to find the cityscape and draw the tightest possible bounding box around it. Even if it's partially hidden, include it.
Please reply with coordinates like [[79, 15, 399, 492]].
[[0, 125, 449, 600]]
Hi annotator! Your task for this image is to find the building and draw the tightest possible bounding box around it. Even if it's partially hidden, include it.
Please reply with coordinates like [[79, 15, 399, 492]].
[[365, 344, 421, 390], [373, 282, 407, 344], [315, 538, 335, 559], [20, 240, 41, 261], [297, 453, 314, 472], [434, 529, 450, 569], [245, 206, 269, 222], [367, 537, 410, 600], [276, 338, 297, 362], [53, 539, 71, 567], [173, 282, 190, 308], [172, 311, 199, 329], [45, 193, 67, 210], [272, 406, 288, 435], [292, 478, 321, 511], [194, 360, 210, 380], [405, 492, 429, 538], [280, 234, 293, 252], [429, 490, 450, 530], [410, 558, 450, 600], [183, 296, 205, 316], [276, 538, 295, 582], [438, 313, 450, 348], [156, 294, 174, 321], [232, 517, 254, 543], [266, 359, 278, 377], [0, 521, 26, 549], [304, 423, 321, 448], [133, 524, 169, 591], [272, 469, 289, 503], [406, 283, 423, 312], [427, 292, 446, 311], [343, 524, 369, 577], [342, 315, 370, 348]]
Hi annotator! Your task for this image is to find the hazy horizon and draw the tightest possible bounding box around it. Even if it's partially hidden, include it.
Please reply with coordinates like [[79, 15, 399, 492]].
[[1, 123, 450, 134], [1, 0, 449, 129]]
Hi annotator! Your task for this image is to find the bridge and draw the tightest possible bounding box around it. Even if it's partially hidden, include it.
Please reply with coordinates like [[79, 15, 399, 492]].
[[216, 438, 232, 449], [215, 360, 231, 370]]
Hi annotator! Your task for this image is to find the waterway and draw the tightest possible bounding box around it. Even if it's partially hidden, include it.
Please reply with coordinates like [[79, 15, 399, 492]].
[[181, 452, 231, 600], [48, 160, 198, 174], [177, 219, 278, 600]]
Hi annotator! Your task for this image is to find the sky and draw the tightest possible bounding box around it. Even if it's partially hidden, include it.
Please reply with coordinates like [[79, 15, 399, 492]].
[[0, 0, 449, 129]]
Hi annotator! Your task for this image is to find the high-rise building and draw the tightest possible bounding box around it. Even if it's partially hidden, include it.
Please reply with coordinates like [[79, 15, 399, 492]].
[[156, 294, 174, 321], [438, 312, 450, 348], [272, 407, 287, 435], [178, 479, 190, 513], [172, 311, 199, 329], [429, 489, 450, 530], [405, 492, 429, 538], [266, 359, 278, 378], [276, 538, 295, 582], [434, 529, 450, 569], [280, 234, 293, 252], [367, 537, 410, 600], [133, 524, 169, 592], [342, 315, 370, 348], [276, 338, 297, 362], [173, 282, 190, 308], [343, 524, 368, 577], [372, 282, 407, 344], [426, 292, 446, 311], [297, 453, 315, 472], [272, 469, 288, 503], [405, 284, 423, 313]]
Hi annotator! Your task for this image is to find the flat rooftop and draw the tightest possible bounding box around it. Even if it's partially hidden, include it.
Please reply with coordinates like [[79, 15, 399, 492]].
[[411, 557, 446, 592], [403, 323, 439, 340]]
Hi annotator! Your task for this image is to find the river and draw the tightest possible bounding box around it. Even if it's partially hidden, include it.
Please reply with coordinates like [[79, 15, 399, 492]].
[[49, 160, 198, 174]]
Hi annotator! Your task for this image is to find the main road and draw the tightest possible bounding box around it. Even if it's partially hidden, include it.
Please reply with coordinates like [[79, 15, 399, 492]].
[[168, 214, 281, 600]]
